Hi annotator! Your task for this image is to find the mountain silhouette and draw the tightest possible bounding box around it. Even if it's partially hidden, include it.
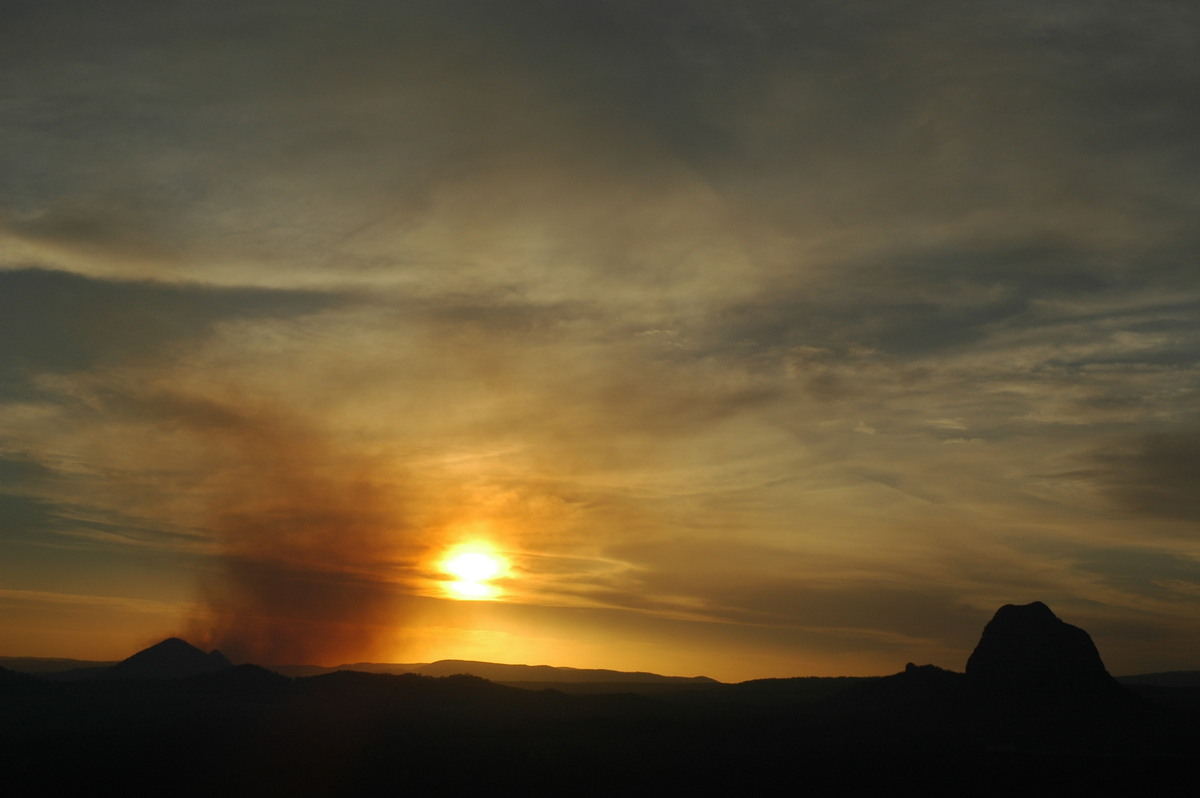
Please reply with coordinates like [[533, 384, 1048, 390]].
[[3, 603, 1196, 795], [94, 637, 232, 680], [966, 601, 1119, 692]]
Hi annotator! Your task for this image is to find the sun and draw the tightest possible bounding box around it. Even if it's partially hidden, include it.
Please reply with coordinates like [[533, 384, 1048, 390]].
[[440, 545, 508, 600], [445, 551, 502, 582]]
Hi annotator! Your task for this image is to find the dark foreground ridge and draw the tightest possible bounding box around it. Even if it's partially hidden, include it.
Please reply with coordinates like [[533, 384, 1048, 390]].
[[2, 603, 1197, 795]]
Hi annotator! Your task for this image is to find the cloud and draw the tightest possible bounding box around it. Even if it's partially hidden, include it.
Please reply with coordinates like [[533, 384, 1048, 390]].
[[0, 268, 339, 399], [0, 587, 182, 616], [2, 1, 1199, 676], [1089, 433, 1200, 525]]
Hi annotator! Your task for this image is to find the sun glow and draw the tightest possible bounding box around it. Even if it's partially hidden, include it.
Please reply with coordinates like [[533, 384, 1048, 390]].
[[440, 545, 508, 601]]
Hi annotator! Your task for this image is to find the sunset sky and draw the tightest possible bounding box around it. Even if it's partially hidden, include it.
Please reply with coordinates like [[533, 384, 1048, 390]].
[[2, 1, 1198, 682]]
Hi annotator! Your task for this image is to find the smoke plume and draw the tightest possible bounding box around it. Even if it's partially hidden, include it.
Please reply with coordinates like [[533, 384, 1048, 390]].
[[180, 399, 413, 666]]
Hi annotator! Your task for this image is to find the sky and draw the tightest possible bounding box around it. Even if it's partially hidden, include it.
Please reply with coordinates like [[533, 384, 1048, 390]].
[[1, 1, 1198, 682]]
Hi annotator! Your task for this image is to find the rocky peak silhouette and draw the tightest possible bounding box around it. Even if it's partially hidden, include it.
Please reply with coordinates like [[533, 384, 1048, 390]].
[[966, 601, 1118, 692], [97, 637, 233, 680]]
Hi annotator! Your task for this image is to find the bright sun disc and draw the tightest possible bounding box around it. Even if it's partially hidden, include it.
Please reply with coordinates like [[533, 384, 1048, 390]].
[[440, 547, 507, 600], [445, 552, 502, 582]]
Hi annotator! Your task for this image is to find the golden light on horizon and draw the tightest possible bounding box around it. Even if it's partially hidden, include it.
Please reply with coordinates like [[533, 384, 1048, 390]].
[[440, 544, 509, 601]]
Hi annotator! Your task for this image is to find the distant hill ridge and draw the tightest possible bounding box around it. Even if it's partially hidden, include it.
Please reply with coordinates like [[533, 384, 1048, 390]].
[[3, 602, 1197, 689], [1, 643, 717, 686], [0, 656, 117, 674], [1117, 670, 1200, 687], [328, 659, 717, 684]]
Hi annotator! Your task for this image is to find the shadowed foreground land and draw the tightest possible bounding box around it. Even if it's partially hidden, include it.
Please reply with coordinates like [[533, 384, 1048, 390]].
[[4, 665, 1197, 795], [4, 604, 1198, 795]]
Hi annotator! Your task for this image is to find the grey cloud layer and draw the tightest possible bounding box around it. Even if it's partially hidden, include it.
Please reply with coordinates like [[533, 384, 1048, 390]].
[[2, 1, 1198, 674]]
